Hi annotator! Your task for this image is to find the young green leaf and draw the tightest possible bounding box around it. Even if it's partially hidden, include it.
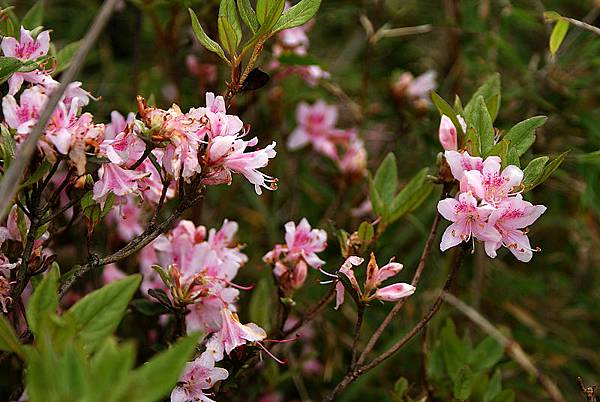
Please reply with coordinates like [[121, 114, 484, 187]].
[[65, 274, 141, 352], [272, 0, 322, 32], [464, 74, 501, 121], [454, 366, 474, 400], [373, 153, 398, 206], [237, 0, 259, 33], [469, 337, 504, 371], [368, 175, 387, 220], [0, 124, 16, 168], [467, 96, 494, 156], [503, 116, 547, 157], [483, 369, 503, 402], [0, 56, 24, 84], [487, 140, 509, 167], [524, 151, 568, 192], [219, 0, 242, 49], [357, 221, 374, 242], [549, 18, 569, 55], [129, 334, 200, 402], [522, 156, 549, 190], [188, 8, 229, 63], [26, 264, 59, 335], [388, 167, 433, 223], [256, 0, 270, 25], [21, 0, 44, 29], [90, 338, 136, 402], [218, 16, 240, 56]]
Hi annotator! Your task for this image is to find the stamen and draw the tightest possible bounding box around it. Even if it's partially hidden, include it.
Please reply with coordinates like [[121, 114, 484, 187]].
[[256, 342, 287, 365]]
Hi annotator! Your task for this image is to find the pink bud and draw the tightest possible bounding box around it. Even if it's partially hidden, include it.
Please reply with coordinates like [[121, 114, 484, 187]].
[[374, 283, 416, 302], [438, 115, 458, 151], [291, 261, 308, 290]]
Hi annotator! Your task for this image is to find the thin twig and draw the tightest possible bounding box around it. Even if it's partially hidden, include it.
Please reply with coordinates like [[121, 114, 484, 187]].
[[563, 17, 600, 37], [442, 291, 566, 402], [323, 246, 466, 402], [350, 303, 365, 367], [0, 0, 120, 223], [357, 207, 443, 365]]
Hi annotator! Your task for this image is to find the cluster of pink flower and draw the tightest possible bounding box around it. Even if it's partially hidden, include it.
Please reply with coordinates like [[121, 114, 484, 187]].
[[94, 92, 277, 209], [263, 218, 327, 294], [129, 219, 266, 401], [334, 253, 416, 309], [288, 100, 367, 176], [2, 27, 101, 176], [438, 119, 547, 261], [269, 3, 329, 86]]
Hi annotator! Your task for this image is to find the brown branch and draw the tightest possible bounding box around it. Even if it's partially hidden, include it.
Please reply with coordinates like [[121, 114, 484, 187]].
[[0, 0, 120, 223], [578, 377, 597, 402], [58, 186, 204, 298]]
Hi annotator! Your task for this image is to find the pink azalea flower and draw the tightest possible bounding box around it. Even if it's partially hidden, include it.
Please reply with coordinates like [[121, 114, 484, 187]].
[[2, 86, 47, 135], [171, 351, 229, 402], [188, 92, 243, 138], [337, 136, 367, 177], [406, 70, 437, 101], [288, 101, 338, 155], [464, 156, 523, 206], [284, 218, 327, 268], [335, 256, 364, 309], [204, 308, 267, 362], [438, 115, 466, 151], [484, 194, 546, 262], [437, 191, 501, 251], [444, 150, 484, 182], [104, 110, 135, 140], [363, 253, 415, 302], [101, 129, 146, 166], [1, 27, 51, 94], [92, 163, 150, 207], [204, 135, 278, 195]]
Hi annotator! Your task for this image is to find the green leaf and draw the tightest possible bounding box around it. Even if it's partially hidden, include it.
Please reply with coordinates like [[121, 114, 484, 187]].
[[441, 319, 465, 381], [524, 151, 568, 192], [522, 156, 549, 190], [219, 0, 242, 50], [218, 16, 240, 56], [373, 153, 398, 206], [503, 116, 547, 157], [357, 221, 374, 242], [256, 0, 270, 25], [188, 8, 228, 63], [54, 40, 80, 74], [129, 334, 199, 402], [505, 146, 520, 168], [491, 390, 515, 402], [90, 338, 136, 402], [21, 0, 44, 29], [465, 127, 481, 156], [272, 0, 322, 32], [431, 91, 464, 137], [426, 343, 445, 380], [0, 315, 25, 358], [65, 275, 141, 352], [469, 337, 504, 371], [483, 369, 503, 402], [237, 0, 259, 33], [0, 56, 24, 84], [467, 96, 494, 156], [550, 18, 569, 55], [388, 167, 433, 223], [243, 0, 285, 51], [26, 264, 59, 335], [278, 52, 321, 66], [464, 74, 501, 121], [130, 299, 172, 316], [1, 124, 16, 168], [543, 11, 562, 21], [249, 277, 274, 332], [368, 175, 387, 220], [454, 366, 474, 400]]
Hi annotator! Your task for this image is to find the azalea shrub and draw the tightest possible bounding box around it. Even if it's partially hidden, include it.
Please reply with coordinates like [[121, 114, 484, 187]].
[[0, 0, 599, 401]]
